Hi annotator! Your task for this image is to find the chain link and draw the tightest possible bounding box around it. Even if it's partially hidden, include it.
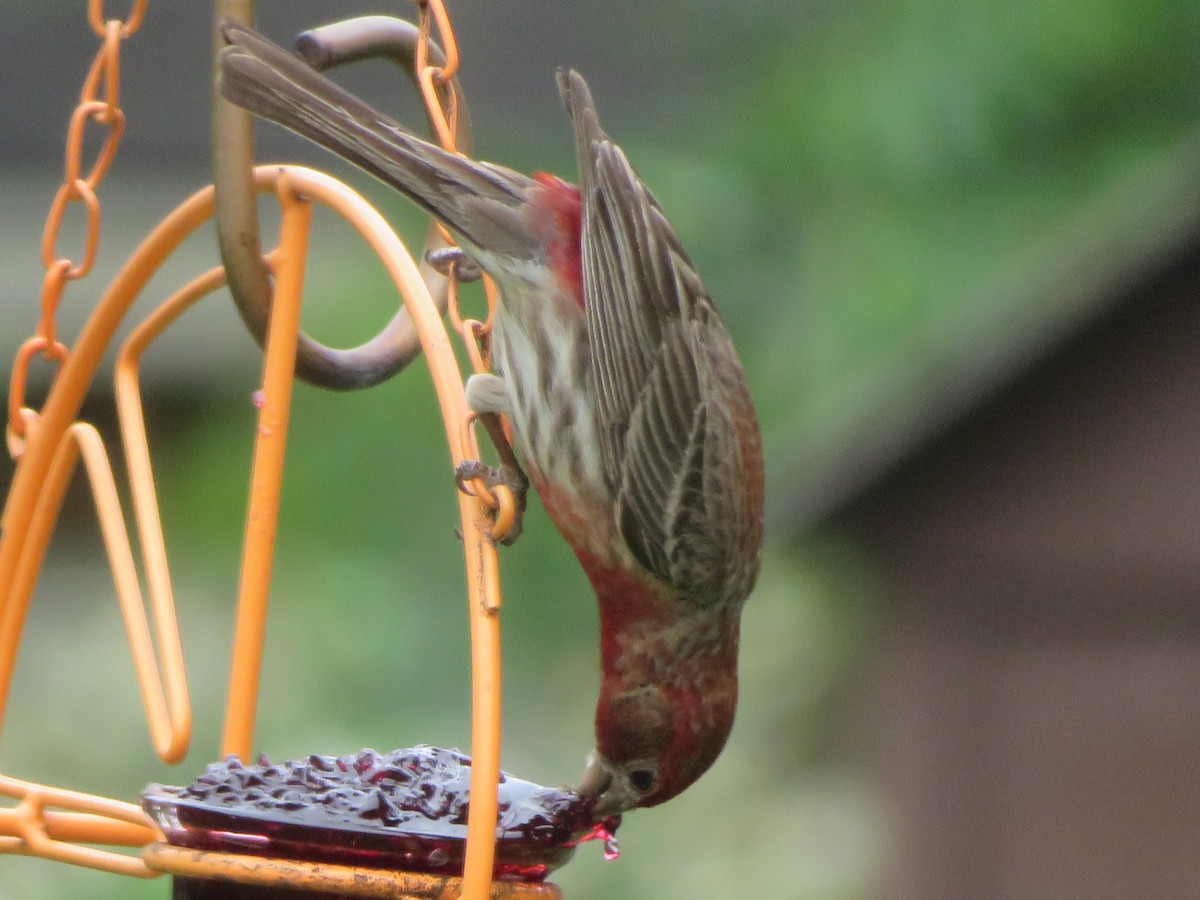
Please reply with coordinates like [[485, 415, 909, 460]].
[[412, 0, 498, 367], [7, 3, 142, 455], [87, 0, 146, 39]]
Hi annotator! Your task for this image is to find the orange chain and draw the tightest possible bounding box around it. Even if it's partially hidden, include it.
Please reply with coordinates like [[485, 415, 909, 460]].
[[7, 0, 147, 458], [411, 0, 516, 530], [414, 0, 499, 349]]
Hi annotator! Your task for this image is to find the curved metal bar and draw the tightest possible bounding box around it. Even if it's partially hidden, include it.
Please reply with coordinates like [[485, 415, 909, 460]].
[[211, 1, 275, 381], [143, 843, 563, 899], [0, 165, 506, 884], [296, 16, 472, 157], [212, 14, 473, 391]]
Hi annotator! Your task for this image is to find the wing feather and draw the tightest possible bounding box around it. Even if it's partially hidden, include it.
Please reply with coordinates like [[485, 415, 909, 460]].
[[558, 70, 760, 606]]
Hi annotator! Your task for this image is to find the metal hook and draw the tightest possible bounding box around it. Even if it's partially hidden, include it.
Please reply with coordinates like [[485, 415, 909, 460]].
[[212, 14, 473, 390]]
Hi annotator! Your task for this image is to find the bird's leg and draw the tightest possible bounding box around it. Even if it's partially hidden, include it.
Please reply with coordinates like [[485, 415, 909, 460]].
[[456, 373, 529, 545], [431, 247, 527, 542]]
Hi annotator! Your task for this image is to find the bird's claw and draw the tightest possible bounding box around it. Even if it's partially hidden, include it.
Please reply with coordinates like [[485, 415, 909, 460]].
[[454, 458, 529, 545], [426, 246, 482, 282]]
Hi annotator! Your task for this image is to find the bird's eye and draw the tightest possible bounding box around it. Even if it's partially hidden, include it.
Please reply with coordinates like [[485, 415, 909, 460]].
[[628, 767, 658, 795]]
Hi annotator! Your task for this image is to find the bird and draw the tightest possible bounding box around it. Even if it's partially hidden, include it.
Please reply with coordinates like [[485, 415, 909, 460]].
[[217, 19, 764, 816]]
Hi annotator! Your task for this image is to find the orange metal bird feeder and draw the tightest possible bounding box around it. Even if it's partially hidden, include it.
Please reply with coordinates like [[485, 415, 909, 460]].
[[0, 2, 583, 897]]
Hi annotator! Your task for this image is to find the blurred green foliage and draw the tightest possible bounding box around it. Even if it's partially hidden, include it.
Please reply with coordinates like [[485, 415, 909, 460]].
[[722, 0, 1200, 471], [605, 2, 1200, 492], [4, 1, 1200, 898]]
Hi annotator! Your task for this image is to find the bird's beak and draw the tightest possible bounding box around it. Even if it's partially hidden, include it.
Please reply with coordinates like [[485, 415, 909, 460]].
[[575, 749, 612, 800]]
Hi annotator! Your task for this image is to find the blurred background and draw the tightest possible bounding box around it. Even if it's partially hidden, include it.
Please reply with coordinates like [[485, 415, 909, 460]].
[[2, 1, 1200, 898]]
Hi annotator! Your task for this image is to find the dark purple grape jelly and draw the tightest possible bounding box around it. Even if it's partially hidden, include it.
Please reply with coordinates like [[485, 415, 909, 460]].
[[143, 746, 621, 882]]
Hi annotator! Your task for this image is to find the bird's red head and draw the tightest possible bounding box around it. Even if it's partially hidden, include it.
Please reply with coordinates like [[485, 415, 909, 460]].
[[573, 549, 743, 815], [581, 669, 738, 814]]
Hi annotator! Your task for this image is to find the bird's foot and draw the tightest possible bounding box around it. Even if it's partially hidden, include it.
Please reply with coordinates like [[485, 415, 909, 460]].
[[426, 246, 482, 282], [454, 458, 528, 545], [457, 373, 526, 543]]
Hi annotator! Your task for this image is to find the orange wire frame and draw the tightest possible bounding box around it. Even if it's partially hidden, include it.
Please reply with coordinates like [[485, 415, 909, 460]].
[[0, 166, 532, 899]]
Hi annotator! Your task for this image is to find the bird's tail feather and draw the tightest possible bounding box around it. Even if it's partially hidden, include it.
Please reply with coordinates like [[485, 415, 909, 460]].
[[216, 19, 534, 249]]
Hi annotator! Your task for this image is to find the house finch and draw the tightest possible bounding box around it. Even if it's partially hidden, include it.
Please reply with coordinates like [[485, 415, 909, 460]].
[[218, 21, 764, 815]]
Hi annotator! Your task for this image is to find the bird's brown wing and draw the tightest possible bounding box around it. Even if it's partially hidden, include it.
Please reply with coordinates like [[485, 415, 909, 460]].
[[558, 70, 761, 607]]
